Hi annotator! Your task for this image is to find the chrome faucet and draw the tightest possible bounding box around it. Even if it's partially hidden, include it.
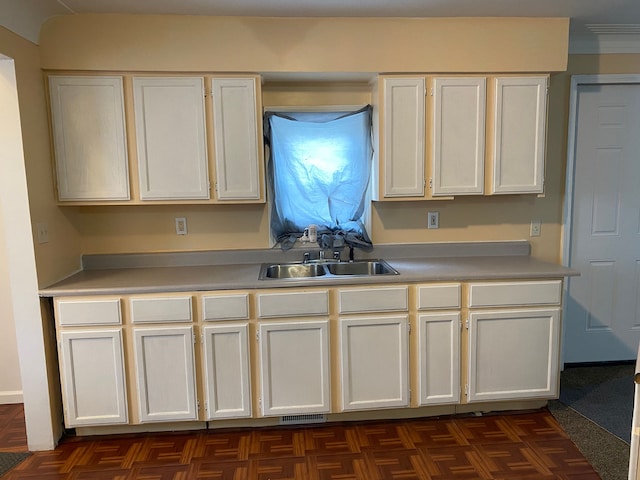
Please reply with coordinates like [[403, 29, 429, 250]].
[[319, 250, 325, 260]]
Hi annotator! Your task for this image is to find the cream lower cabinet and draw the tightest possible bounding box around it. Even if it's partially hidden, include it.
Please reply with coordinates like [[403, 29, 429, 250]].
[[466, 280, 562, 403], [256, 290, 331, 416], [59, 329, 128, 427], [200, 293, 252, 420], [55, 298, 128, 427], [338, 286, 409, 411], [130, 294, 197, 423]]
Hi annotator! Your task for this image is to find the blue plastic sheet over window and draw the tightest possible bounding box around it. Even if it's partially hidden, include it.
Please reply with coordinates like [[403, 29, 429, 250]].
[[264, 106, 373, 249]]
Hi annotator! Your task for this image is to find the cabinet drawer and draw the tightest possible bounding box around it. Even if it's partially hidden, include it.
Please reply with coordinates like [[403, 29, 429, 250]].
[[468, 280, 562, 308], [417, 284, 461, 310], [57, 298, 122, 326], [130, 296, 192, 323], [202, 294, 249, 321], [339, 286, 408, 314], [257, 290, 329, 318]]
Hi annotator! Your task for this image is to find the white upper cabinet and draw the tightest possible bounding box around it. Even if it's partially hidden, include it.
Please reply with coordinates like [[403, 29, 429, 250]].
[[491, 76, 547, 194], [432, 77, 486, 196], [133, 77, 209, 200], [376, 76, 426, 198], [211, 77, 263, 201], [48, 76, 129, 201]]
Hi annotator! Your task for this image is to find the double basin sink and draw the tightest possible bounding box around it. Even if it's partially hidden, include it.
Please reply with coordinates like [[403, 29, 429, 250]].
[[259, 259, 399, 280]]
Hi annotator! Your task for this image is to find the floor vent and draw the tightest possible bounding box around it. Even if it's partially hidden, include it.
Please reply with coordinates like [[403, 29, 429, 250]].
[[279, 414, 327, 425]]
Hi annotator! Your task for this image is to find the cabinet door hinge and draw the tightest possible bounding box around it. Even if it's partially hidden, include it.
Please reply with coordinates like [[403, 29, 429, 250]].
[[429, 87, 434, 97], [193, 332, 197, 344], [197, 400, 201, 412], [464, 384, 468, 395], [465, 318, 469, 330], [429, 178, 433, 190], [408, 323, 412, 335], [256, 331, 260, 342], [459, 318, 463, 330]]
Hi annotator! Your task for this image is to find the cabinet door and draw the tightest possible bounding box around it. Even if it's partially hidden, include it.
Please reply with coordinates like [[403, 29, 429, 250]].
[[133, 326, 198, 422], [59, 329, 128, 427], [258, 321, 330, 416], [467, 308, 560, 402], [339, 315, 409, 411], [211, 77, 263, 201], [381, 77, 426, 198], [491, 76, 547, 194], [417, 313, 460, 405], [133, 77, 209, 200], [432, 77, 486, 196], [202, 324, 252, 419], [48, 76, 129, 201]]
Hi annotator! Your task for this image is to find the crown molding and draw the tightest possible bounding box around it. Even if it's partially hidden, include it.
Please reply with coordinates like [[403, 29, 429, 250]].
[[570, 34, 640, 54]]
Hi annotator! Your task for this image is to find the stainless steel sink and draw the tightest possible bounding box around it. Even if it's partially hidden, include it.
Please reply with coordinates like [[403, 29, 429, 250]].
[[326, 260, 398, 276], [259, 259, 399, 280]]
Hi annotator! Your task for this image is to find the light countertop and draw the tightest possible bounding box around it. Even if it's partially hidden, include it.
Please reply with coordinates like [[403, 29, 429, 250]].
[[39, 241, 579, 297]]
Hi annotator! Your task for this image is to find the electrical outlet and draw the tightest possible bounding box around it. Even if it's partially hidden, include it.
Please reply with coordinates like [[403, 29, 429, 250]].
[[36, 222, 49, 244], [530, 220, 541, 237], [175, 217, 187, 235], [427, 211, 439, 229]]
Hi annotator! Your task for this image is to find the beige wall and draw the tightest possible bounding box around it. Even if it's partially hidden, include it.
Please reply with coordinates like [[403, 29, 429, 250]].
[[0, 26, 82, 287], [35, 15, 572, 263], [40, 15, 568, 73]]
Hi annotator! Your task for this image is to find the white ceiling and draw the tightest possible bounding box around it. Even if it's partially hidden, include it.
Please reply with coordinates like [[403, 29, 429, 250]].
[[1, 0, 640, 51]]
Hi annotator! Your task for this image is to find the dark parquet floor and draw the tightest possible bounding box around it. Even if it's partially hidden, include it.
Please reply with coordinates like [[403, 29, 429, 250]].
[[0, 403, 600, 479]]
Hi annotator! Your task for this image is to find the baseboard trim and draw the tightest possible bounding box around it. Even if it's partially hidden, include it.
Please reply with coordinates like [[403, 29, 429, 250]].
[[0, 391, 23, 404]]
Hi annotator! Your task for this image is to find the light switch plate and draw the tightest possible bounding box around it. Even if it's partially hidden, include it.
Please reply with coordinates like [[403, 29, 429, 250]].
[[427, 211, 439, 229], [530, 220, 541, 237], [36, 222, 49, 244], [175, 217, 187, 235]]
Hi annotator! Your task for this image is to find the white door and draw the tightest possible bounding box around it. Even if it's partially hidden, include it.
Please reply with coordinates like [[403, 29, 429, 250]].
[[565, 81, 640, 362], [380, 76, 426, 198], [431, 77, 486, 196], [59, 329, 128, 427], [202, 323, 252, 419], [211, 77, 263, 201], [258, 320, 330, 416], [339, 315, 409, 411], [133, 77, 209, 200], [467, 308, 560, 402], [417, 312, 460, 405], [133, 326, 198, 422], [48, 76, 130, 201], [491, 76, 547, 194]]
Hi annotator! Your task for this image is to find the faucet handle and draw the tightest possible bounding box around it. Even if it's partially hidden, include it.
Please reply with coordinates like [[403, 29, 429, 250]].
[[333, 251, 341, 261], [303, 252, 310, 263]]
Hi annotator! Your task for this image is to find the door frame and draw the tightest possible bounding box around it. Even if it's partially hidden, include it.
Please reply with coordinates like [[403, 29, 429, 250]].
[[562, 74, 640, 365]]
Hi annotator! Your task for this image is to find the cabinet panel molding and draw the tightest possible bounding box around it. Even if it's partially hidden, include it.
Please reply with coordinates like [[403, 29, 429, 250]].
[[338, 286, 408, 314], [130, 296, 193, 323], [468, 280, 562, 308], [339, 315, 409, 411], [467, 308, 560, 402], [56, 298, 122, 326], [202, 324, 252, 419], [133, 326, 198, 422], [417, 284, 461, 310], [59, 329, 128, 427], [258, 320, 331, 416], [133, 77, 209, 200], [257, 290, 329, 318], [49, 75, 129, 201], [211, 77, 263, 200], [201, 293, 249, 321], [491, 76, 547, 194], [379, 76, 426, 198], [432, 77, 486, 196], [417, 313, 461, 405]]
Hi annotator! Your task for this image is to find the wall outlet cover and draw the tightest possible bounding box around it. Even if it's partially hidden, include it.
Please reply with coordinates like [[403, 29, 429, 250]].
[[175, 217, 187, 235], [428, 211, 439, 229]]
